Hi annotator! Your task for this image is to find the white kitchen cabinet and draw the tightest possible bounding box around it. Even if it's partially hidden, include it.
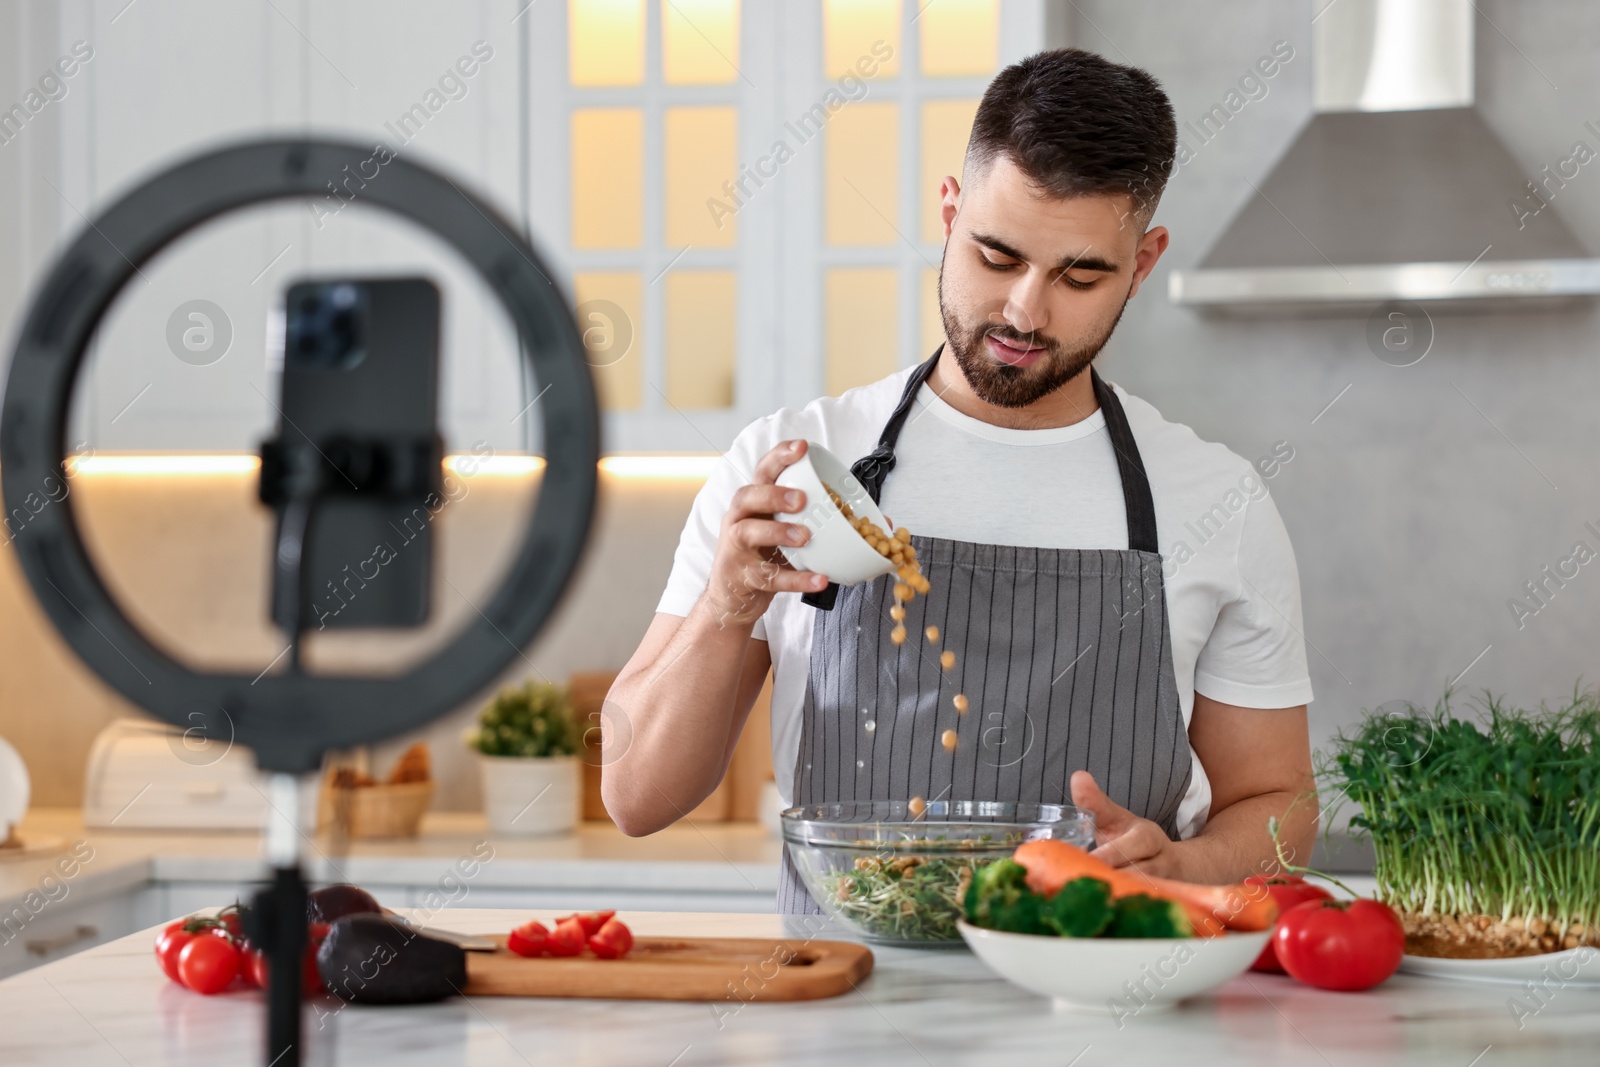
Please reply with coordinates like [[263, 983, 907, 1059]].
[[49, 0, 533, 456], [0, 888, 142, 980]]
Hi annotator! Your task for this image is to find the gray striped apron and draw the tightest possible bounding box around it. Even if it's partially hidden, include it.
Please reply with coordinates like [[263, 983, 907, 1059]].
[[776, 352, 1193, 913]]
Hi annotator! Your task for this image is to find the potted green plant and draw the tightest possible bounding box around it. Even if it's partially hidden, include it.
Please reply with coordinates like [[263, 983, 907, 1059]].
[[466, 680, 581, 837]]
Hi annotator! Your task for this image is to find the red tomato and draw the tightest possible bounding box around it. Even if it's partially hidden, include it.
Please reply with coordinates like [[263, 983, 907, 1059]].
[[546, 917, 587, 957], [154, 921, 195, 983], [243, 923, 328, 996], [588, 918, 633, 960], [1274, 898, 1405, 992], [215, 906, 245, 943], [177, 934, 241, 995], [1243, 875, 1335, 973], [243, 948, 268, 989], [506, 920, 550, 958]]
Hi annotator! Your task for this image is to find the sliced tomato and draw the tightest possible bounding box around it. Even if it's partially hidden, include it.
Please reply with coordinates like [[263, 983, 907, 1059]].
[[571, 910, 616, 937], [506, 920, 550, 958], [1243, 875, 1335, 973], [546, 917, 587, 957], [587, 918, 633, 960], [177, 934, 241, 994]]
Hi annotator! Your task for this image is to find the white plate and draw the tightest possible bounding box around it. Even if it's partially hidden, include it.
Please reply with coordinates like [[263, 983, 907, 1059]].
[[959, 920, 1270, 1015], [0, 736, 29, 838], [1400, 947, 1600, 986]]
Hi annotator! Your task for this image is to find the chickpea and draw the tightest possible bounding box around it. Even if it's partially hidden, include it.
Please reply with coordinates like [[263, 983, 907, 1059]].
[[890, 626, 906, 645], [953, 693, 969, 714], [908, 795, 926, 817], [894, 582, 912, 601], [925, 626, 940, 642], [940, 650, 956, 671], [941, 729, 958, 753], [889, 605, 906, 621]]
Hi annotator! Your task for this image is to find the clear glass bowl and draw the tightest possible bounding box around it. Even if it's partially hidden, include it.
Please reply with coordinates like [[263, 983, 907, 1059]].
[[781, 800, 1095, 946]]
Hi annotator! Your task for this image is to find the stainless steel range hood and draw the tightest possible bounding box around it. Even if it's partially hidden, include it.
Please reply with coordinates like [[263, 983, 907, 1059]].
[[1169, 0, 1600, 312]]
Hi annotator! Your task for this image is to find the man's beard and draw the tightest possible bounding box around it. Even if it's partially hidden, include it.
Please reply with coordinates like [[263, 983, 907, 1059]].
[[939, 280, 1128, 409]]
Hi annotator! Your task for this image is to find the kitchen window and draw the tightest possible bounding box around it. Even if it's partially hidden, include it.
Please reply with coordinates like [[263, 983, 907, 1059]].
[[529, 0, 1048, 452]]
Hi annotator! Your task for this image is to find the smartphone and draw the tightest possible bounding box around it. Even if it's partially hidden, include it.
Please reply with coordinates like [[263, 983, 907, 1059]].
[[268, 277, 441, 630]]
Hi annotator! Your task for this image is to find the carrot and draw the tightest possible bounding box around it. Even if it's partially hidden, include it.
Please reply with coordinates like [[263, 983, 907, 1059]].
[[1012, 839, 1278, 936]]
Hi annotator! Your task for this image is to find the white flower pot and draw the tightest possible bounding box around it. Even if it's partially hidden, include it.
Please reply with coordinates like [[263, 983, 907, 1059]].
[[477, 754, 580, 837]]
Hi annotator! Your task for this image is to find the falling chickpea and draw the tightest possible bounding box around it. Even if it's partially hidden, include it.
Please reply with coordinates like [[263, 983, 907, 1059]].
[[821, 484, 959, 810]]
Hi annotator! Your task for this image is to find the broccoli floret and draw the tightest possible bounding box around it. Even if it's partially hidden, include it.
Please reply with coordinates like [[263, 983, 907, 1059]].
[[964, 858, 1049, 934], [1042, 876, 1114, 937], [1106, 893, 1193, 938]]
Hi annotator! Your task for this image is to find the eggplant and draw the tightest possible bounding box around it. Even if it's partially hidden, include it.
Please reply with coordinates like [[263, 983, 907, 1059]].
[[317, 914, 466, 1005], [307, 883, 383, 924]]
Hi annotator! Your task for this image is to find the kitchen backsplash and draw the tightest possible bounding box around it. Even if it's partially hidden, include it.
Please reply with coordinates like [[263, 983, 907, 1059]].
[[0, 467, 716, 811]]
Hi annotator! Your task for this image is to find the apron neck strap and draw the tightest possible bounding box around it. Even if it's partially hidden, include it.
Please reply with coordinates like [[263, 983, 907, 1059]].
[[802, 352, 1158, 610], [1091, 368, 1159, 554], [848, 347, 942, 503]]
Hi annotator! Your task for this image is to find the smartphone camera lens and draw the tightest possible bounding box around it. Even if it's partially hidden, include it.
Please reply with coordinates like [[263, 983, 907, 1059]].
[[286, 282, 367, 369]]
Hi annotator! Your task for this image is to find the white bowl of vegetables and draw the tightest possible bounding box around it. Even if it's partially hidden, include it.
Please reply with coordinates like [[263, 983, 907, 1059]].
[[958, 839, 1276, 1015]]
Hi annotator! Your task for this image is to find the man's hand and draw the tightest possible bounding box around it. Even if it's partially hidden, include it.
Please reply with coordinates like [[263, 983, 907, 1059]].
[[702, 439, 830, 628], [1069, 770, 1182, 878]]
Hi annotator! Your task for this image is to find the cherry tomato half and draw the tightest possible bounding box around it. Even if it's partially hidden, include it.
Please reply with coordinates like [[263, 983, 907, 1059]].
[[1243, 875, 1335, 973], [1273, 898, 1405, 992], [177, 934, 241, 995], [570, 911, 616, 938], [588, 918, 633, 960], [546, 917, 587, 958], [507, 920, 550, 958]]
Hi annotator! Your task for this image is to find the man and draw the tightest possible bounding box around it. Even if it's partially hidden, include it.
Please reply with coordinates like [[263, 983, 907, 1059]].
[[604, 48, 1316, 910]]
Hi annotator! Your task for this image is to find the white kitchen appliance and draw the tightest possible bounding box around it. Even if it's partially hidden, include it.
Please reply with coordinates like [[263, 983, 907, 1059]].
[[83, 719, 317, 831]]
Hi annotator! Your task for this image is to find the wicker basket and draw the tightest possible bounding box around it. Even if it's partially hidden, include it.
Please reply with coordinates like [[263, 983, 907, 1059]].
[[317, 779, 434, 839]]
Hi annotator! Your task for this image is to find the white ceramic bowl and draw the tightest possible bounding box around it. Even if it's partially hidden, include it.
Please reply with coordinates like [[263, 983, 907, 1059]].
[[774, 441, 898, 586], [959, 920, 1270, 1015]]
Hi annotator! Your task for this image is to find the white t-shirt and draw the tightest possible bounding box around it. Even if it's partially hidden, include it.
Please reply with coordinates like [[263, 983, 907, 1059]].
[[657, 367, 1314, 838]]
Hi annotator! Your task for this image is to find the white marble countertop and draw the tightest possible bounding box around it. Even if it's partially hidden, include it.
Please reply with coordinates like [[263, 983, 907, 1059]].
[[2, 906, 1597, 1067], [0, 809, 782, 915]]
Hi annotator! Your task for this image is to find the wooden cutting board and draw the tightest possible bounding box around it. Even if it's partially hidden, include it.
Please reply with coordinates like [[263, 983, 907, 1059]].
[[464, 935, 873, 1001]]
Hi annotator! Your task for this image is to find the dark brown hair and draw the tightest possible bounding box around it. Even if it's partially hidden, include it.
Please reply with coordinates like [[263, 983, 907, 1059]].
[[966, 48, 1177, 222]]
